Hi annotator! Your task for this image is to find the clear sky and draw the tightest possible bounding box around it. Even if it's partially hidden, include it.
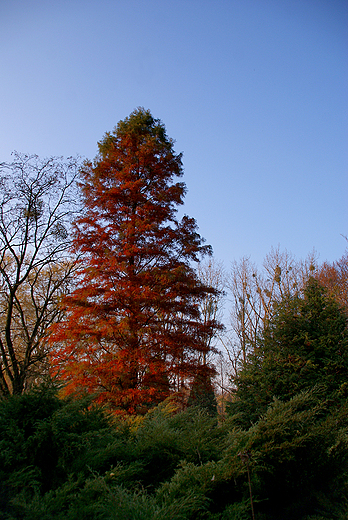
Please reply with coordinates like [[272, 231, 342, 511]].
[[1, 0, 347, 268]]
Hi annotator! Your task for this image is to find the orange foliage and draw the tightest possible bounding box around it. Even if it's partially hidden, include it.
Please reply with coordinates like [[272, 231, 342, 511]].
[[316, 251, 348, 314], [50, 109, 219, 413]]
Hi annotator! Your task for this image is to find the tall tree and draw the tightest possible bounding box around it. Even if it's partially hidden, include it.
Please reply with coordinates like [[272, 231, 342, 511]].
[[228, 248, 316, 371], [0, 152, 80, 395], [187, 259, 225, 414], [196, 258, 226, 363], [228, 277, 348, 427], [51, 108, 219, 413]]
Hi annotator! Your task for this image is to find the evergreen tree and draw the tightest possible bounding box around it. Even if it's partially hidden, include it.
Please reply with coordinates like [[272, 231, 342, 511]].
[[51, 108, 219, 413], [228, 277, 348, 427], [187, 366, 217, 416]]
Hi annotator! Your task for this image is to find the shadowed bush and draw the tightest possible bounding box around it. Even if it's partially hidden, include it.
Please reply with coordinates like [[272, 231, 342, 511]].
[[1, 384, 348, 519]]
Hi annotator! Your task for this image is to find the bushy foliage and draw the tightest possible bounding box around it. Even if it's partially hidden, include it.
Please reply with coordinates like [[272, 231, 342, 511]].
[[236, 388, 348, 519], [228, 278, 348, 428], [0, 387, 227, 519], [187, 367, 218, 417], [1, 381, 347, 519]]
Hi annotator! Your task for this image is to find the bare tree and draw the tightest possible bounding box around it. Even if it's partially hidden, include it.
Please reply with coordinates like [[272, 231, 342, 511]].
[[0, 152, 81, 395], [228, 247, 317, 371], [196, 258, 226, 363]]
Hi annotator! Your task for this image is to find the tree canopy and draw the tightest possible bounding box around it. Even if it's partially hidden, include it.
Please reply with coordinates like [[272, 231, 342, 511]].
[[228, 277, 348, 427], [0, 152, 80, 396], [51, 108, 220, 413]]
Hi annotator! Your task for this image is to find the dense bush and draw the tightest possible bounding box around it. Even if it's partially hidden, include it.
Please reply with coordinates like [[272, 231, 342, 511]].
[[0, 381, 347, 519], [228, 278, 348, 429]]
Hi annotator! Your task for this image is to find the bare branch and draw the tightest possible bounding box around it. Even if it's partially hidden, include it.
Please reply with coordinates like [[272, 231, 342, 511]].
[[0, 152, 81, 394]]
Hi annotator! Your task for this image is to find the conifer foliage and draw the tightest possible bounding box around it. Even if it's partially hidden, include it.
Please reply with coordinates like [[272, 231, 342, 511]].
[[229, 277, 348, 427], [51, 108, 218, 413]]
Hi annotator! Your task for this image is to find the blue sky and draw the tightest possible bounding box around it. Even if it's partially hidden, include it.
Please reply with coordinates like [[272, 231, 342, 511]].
[[1, 0, 347, 268]]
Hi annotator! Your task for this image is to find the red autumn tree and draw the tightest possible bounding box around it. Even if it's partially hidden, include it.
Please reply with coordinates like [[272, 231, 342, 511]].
[[316, 251, 348, 315], [50, 108, 220, 413]]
